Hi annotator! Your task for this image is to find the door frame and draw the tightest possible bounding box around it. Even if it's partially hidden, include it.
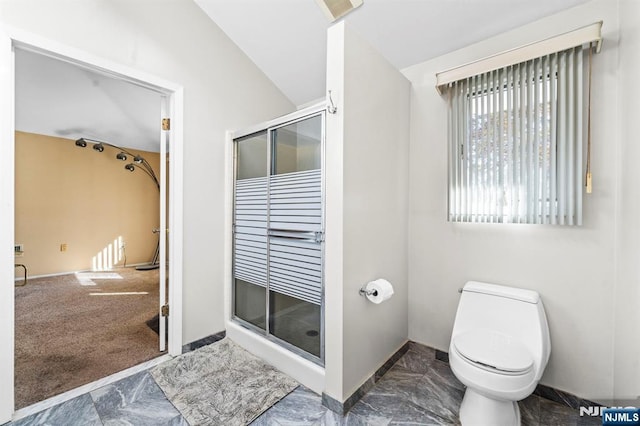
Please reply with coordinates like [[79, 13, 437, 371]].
[[0, 26, 184, 422]]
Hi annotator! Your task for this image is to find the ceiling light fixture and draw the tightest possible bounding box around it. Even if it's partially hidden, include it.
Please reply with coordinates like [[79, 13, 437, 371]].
[[93, 143, 104, 152], [315, 0, 363, 22], [75, 138, 87, 147], [116, 152, 127, 161]]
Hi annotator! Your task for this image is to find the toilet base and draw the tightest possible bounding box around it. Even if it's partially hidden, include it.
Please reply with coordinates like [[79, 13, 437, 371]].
[[459, 388, 520, 426]]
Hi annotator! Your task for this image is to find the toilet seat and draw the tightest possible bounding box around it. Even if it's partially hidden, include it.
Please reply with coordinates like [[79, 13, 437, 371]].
[[453, 330, 533, 375]]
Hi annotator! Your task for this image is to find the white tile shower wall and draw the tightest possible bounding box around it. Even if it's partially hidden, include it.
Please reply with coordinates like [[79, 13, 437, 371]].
[[402, 0, 624, 403]]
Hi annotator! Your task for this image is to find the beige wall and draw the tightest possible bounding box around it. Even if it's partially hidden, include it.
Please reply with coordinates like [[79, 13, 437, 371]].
[[402, 0, 631, 403], [14, 131, 160, 277]]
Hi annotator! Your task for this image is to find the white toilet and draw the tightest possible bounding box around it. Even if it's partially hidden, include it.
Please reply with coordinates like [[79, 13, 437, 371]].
[[449, 281, 551, 426]]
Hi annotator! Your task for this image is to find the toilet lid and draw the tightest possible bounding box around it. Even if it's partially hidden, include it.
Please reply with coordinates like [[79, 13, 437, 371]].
[[453, 330, 534, 373]]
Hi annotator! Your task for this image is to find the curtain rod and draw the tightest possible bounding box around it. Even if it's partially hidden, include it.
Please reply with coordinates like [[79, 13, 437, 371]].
[[435, 21, 603, 94]]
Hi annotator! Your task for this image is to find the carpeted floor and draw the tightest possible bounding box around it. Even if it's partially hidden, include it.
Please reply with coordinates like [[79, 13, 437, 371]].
[[15, 267, 161, 409]]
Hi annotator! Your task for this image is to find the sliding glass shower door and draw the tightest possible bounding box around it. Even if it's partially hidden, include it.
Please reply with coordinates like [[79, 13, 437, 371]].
[[233, 111, 324, 364], [234, 130, 268, 330]]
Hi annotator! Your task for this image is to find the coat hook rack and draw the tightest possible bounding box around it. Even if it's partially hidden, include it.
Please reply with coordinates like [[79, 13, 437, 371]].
[[327, 90, 337, 114]]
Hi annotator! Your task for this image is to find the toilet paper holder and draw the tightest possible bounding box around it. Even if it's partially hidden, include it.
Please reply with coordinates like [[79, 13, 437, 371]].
[[359, 286, 378, 297]]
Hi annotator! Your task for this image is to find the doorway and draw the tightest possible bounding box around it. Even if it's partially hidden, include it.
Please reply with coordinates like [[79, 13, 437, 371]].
[[13, 48, 166, 409], [0, 31, 184, 423]]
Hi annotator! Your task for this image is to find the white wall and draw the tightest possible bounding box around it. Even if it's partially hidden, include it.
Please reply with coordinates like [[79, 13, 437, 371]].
[[0, 0, 294, 346], [324, 22, 346, 400], [325, 22, 410, 402], [403, 0, 623, 402], [614, 0, 640, 405], [0, 27, 15, 423]]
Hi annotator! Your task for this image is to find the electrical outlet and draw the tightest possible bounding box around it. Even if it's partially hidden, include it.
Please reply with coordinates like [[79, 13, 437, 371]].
[[60, 243, 67, 252], [14, 244, 24, 257]]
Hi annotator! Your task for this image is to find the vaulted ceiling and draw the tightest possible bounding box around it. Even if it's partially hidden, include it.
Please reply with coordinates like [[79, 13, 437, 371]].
[[194, 0, 589, 106], [15, 49, 161, 152], [15, 0, 589, 150]]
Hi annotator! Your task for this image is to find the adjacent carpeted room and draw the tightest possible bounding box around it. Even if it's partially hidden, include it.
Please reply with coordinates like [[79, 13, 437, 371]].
[[14, 267, 161, 409]]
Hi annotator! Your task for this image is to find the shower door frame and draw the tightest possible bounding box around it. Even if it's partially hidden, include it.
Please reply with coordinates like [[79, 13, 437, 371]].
[[231, 103, 326, 366]]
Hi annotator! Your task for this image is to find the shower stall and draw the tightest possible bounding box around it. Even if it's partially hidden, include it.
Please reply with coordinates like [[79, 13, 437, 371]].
[[232, 106, 325, 365]]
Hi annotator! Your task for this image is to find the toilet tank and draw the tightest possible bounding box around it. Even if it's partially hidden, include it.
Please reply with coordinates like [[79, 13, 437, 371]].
[[451, 281, 551, 376]]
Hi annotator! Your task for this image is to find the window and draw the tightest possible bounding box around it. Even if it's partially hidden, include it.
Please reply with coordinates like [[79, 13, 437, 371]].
[[447, 46, 587, 225]]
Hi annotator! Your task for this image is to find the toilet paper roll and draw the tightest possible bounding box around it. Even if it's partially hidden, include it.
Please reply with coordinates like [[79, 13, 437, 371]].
[[365, 278, 394, 304]]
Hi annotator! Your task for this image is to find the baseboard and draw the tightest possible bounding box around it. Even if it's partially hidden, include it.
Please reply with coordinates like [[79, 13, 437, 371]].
[[321, 341, 410, 415], [13, 265, 149, 281], [533, 383, 601, 410], [14, 269, 75, 281], [435, 348, 449, 363], [181, 330, 226, 354], [433, 347, 601, 410]]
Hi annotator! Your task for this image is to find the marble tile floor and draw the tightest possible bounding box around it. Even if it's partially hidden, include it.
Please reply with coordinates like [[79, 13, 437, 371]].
[[251, 343, 602, 426], [7, 342, 602, 426], [8, 371, 188, 426]]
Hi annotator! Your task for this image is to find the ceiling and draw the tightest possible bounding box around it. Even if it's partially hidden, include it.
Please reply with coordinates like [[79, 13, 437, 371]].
[[195, 0, 589, 106], [15, 0, 589, 148], [15, 49, 161, 152]]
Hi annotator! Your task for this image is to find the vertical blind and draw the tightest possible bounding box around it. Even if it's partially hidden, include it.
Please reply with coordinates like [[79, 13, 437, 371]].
[[448, 45, 585, 225]]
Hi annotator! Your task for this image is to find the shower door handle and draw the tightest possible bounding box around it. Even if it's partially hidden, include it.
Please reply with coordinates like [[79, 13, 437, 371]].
[[268, 229, 324, 243]]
